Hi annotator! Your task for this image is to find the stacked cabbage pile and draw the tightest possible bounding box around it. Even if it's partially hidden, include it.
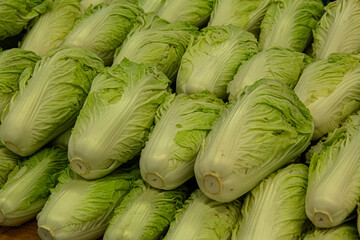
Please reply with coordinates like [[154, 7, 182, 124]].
[[0, 0, 360, 239]]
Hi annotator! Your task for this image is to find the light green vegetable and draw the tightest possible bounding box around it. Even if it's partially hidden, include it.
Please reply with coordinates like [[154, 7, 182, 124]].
[[113, 13, 198, 81], [137, 0, 164, 13], [176, 25, 258, 100], [0, 0, 50, 40], [68, 59, 170, 180], [140, 92, 224, 190], [62, 2, 143, 65], [163, 189, 240, 240], [232, 163, 308, 240], [51, 128, 72, 150], [21, 0, 82, 56], [0, 147, 68, 226], [0, 47, 104, 157], [80, 0, 138, 11], [194, 79, 313, 202], [227, 47, 311, 101], [104, 179, 188, 240], [294, 53, 360, 140], [0, 48, 40, 115], [37, 167, 139, 240], [306, 110, 360, 228], [208, 0, 272, 36], [157, 0, 214, 27], [259, 0, 324, 52], [302, 224, 359, 240], [312, 0, 360, 59], [80, 0, 112, 10], [0, 142, 22, 188]]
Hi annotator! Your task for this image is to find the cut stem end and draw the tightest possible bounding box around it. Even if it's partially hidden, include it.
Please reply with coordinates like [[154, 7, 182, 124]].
[[38, 226, 55, 240], [203, 173, 222, 195], [146, 172, 165, 189], [313, 210, 333, 228], [70, 158, 90, 176]]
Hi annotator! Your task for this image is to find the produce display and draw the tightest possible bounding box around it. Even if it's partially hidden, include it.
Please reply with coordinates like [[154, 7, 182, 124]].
[[2, 0, 360, 239]]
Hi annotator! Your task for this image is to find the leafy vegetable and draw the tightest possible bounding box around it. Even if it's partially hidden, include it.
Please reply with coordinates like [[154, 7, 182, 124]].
[[194, 79, 313, 202], [62, 2, 143, 65], [0, 48, 40, 115], [312, 0, 360, 59], [294, 53, 360, 140], [306, 110, 360, 228], [0, 0, 50, 40], [140, 92, 224, 190], [51, 128, 72, 150], [0, 47, 104, 157], [21, 0, 82, 56], [0, 142, 22, 188], [156, 0, 214, 27], [37, 167, 139, 240], [79, 0, 138, 11], [176, 25, 258, 99], [227, 47, 311, 101], [208, 0, 272, 36], [137, 0, 164, 13], [259, 0, 324, 52], [163, 189, 241, 240], [68, 59, 170, 180], [302, 224, 359, 240], [103, 179, 188, 240], [232, 163, 308, 240], [113, 13, 198, 81], [0, 147, 68, 226]]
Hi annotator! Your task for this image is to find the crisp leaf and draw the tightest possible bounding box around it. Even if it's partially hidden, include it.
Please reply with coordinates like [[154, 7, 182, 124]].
[[0, 47, 104, 156], [312, 0, 360, 59], [259, 0, 324, 52], [195, 79, 313, 202], [68, 59, 170, 179], [140, 92, 224, 190], [176, 25, 258, 99], [113, 13, 198, 81]]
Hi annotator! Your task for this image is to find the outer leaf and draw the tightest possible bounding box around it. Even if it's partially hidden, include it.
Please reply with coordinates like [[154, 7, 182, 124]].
[[176, 25, 258, 100], [0, 147, 68, 226], [103, 179, 188, 240], [68, 59, 170, 180], [163, 189, 241, 240], [259, 0, 324, 52], [312, 0, 360, 59], [62, 2, 143, 65], [157, 0, 214, 27], [208, 0, 272, 36], [21, 0, 82, 56], [194, 79, 313, 202], [137, 0, 164, 13], [0, 47, 104, 157], [232, 163, 308, 240], [113, 13, 199, 81], [51, 127, 72, 150], [306, 111, 360, 228], [302, 224, 359, 240], [0, 142, 22, 188], [227, 47, 311, 101], [294, 53, 360, 140], [0, 48, 40, 114], [0, 0, 50, 40], [140, 92, 224, 190], [37, 167, 139, 240]]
